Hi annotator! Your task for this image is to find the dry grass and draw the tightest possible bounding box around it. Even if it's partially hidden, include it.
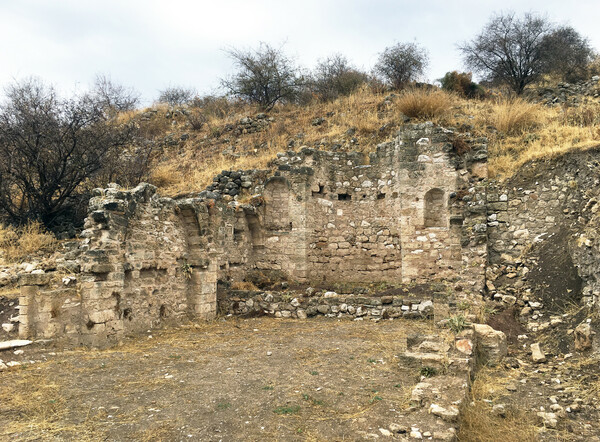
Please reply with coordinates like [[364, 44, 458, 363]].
[[117, 83, 600, 193], [0, 367, 87, 440], [1, 318, 430, 440], [0, 286, 21, 299], [230, 280, 259, 290], [482, 97, 545, 135], [458, 367, 538, 442], [0, 222, 58, 263], [450, 95, 600, 178], [396, 88, 453, 119]]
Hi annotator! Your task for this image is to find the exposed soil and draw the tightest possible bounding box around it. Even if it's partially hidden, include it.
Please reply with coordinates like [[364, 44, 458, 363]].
[[526, 229, 583, 311], [487, 307, 526, 346], [0, 317, 436, 441]]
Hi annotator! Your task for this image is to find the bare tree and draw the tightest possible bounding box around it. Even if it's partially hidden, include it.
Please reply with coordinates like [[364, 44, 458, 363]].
[[460, 12, 556, 94], [0, 79, 134, 226], [312, 54, 368, 101], [157, 86, 197, 106], [221, 43, 304, 110], [93, 74, 140, 115], [374, 42, 429, 90]]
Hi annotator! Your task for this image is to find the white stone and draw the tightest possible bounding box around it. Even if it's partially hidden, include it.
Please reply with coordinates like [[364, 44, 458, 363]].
[[379, 428, 392, 437], [1, 323, 14, 333], [531, 343, 547, 363], [409, 429, 423, 439], [429, 403, 459, 421], [317, 198, 333, 207], [0, 340, 32, 350]]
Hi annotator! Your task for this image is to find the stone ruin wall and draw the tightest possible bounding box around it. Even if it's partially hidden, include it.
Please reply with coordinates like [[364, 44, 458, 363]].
[[487, 148, 600, 307], [18, 123, 490, 347]]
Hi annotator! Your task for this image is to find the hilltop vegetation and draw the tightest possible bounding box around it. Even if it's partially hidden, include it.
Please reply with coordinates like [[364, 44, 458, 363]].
[[139, 84, 600, 195]]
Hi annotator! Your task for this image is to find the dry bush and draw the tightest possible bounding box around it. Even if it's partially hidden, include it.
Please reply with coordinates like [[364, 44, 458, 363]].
[[185, 108, 207, 130], [485, 97, 545, 135], [134, 107, 172, 139], [230, 281, 259, 291], [190, 96, 238, 119], [440, 71, 486, 99], [0, 222, 57, 262], [562, 103, 600, 127], [396, 88, 453, 119], [149, 163, 183, 189]]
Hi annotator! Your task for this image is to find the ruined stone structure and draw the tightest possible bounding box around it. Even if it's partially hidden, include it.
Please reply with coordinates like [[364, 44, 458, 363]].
[[16, 123, 490, 346], [487, 148, 600, 312]]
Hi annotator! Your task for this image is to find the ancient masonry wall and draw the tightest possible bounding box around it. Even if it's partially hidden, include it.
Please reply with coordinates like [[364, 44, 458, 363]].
[[486, 148, 600, 307], [19, 123, 489, 347]]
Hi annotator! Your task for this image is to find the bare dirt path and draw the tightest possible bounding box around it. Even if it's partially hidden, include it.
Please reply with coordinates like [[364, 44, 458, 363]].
[[1, 317, 434, 441]]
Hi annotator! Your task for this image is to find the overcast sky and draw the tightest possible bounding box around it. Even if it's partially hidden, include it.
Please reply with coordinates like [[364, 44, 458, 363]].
[[2, 0, 599, 105]]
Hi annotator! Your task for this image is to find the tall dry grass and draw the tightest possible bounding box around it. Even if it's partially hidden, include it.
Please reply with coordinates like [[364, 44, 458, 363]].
[[457, 368, 538, 442], [396, 88, 453, 119], [0, 222, 57, 262], [482, 97, 545, 135]]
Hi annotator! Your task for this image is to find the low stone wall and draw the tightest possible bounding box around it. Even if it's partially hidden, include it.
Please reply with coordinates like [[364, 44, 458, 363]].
[[18, 273, 81, 343], [222, 290, 435, 320], [533, 76, 600, 105]]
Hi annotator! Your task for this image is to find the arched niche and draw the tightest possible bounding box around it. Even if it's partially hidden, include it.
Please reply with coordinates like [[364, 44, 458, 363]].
[[424, 188, 447, 228]]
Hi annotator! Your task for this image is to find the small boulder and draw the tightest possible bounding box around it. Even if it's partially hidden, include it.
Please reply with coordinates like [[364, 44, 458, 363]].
[[531, 343, 547, 363], [537, 411, 558, 429], [473, 324, 507, 364], [574, 322, 594, 352], [429, 403, 459, 422]]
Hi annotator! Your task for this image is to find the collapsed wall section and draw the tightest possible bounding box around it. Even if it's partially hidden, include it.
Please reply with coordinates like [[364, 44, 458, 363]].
[[487, 148, 600, 308]]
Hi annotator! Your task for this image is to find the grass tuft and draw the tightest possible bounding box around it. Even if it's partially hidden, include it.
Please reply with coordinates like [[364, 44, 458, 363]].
[[396, 88, 453, 119], [484, 97, 545, 135]]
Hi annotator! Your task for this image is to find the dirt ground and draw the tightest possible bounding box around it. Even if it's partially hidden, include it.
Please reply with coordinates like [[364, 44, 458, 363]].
[[0, 317, 435, 441]]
